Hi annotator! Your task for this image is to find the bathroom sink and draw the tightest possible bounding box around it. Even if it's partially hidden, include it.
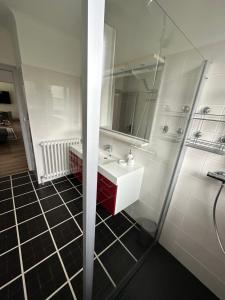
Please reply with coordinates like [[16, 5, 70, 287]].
[[70, 144, 117, 164], [98, 150, 117, 165]]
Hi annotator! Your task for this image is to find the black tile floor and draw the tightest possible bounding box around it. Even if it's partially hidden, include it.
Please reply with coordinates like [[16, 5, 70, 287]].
[[0, 171, 152, 300]]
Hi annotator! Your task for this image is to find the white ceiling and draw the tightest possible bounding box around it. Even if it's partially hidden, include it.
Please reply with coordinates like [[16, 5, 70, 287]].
[[157, 0, 225, 48], [0, 0, 225, 49], [0, 0, 82, 37]]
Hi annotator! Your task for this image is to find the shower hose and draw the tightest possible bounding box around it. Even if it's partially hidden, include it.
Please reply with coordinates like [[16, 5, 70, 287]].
[[213, 182, 225, 255]]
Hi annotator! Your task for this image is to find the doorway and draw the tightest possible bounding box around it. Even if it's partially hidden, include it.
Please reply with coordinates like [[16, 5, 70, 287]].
[[0, 67, 31, 176]]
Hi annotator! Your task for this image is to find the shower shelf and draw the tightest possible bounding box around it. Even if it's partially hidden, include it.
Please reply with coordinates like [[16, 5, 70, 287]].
[[186, 138, 225, 155], [161, 111, 188, 118], [193, 117, 225, 123], [193, 114, 225, 123]]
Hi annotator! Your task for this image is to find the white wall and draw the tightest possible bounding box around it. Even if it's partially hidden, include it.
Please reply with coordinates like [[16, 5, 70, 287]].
[[160, 40, 225, 299], [22, 65, 81, 182], [14, 11, 81, 76], [0, 25, 16, 66], [12, 11, 82, 181]]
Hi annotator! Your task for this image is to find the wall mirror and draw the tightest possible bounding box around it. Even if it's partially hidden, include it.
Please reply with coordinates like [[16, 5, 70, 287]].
[[100, 25, 165, 142]]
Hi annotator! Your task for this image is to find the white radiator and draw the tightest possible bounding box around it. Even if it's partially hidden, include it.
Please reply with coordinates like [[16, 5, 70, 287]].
[[40, 138, 80, 180]]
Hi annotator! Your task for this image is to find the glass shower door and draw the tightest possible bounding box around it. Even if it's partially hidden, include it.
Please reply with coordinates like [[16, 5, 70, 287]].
[[93, 0, 204, 298]]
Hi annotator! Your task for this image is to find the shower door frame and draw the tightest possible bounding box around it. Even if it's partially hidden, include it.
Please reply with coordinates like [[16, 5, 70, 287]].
[[82, 1, 106, 299], [155, 59, 209, 242]]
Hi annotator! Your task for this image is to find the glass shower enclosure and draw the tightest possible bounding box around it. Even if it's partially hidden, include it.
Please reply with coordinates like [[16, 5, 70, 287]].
[[96, 0, 206, 296]]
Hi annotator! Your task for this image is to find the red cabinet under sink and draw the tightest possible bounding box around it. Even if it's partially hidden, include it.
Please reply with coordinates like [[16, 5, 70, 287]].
[[69, 151, 117, 215]]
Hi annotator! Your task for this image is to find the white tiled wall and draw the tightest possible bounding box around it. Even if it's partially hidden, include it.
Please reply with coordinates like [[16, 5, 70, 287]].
[[160, 40, 225, 299], [22, 64, 81, 182], [99, 47, 203, 224]]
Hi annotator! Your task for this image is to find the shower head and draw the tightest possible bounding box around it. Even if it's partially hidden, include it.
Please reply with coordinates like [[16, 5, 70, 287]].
[[207, 171, 225, 183]]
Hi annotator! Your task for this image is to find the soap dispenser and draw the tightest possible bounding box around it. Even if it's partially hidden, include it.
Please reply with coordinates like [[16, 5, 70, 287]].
[[127, 149, 134, 167]]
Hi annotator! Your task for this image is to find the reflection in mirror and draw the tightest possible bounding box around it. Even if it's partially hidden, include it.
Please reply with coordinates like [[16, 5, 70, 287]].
[[110, 62, 164, 140], [100, 25, 164, 141]]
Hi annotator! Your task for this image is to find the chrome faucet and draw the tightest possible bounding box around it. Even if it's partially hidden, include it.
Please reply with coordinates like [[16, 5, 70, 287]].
[[104, 144, 113, 154]]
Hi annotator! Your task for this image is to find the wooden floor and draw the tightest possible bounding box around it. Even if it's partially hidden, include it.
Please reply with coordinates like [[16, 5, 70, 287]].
[[0, 120, 28, 177]]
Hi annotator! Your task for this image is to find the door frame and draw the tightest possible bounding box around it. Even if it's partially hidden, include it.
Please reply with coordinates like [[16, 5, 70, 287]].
[[0, 63, 36, 171]]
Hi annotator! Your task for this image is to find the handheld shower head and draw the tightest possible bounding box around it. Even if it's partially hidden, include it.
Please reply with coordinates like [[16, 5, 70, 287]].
[[207, 170, 225, 255]]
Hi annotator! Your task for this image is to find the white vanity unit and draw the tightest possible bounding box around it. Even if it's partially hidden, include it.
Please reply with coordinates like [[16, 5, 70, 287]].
[[69, 144, 144, 215]]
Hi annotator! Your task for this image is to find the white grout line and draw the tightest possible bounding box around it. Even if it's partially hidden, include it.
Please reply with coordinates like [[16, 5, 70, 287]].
[[16, 213, 43, 226], [51, 182, 83, 234], [97, 212, 138, 262], [65, 175, 81, 187], [0, 189, 80, 218], [96, 239, 117, 257], [0, 224, 16, 234], [120, 211, 142, 232], [96, 223, 136, 258], [0, 190, 61, 217], [41, 203, 65, 214], [58, 233, 83, 252], [1, 208, 83, 255], [11, 178, 32, 188], [0, 178, 11, 184], [119, 223, 136, 238], [58, 185, 82, 196], [65, 177, 82, 196], [28, 173, 77, 300], [1, 174, 140, 297], [24, 251, 57, 274], [46, 281, 68, 300], [10, 189, 35, 199], [0, 186, 13, 192], [10, 175, 28, 300], [0, 181, 75, 202], [15, 200, 39, 210], [0, 245, 19, 257], [1, 220, 83, 261], [64, 195, 83, 205], [0, 274, 22, 290], [0, 212, 83, 258], [0, 195, 12, 202], [96, 211, 112, 222], [69, 268, 83, 281], [60, 181, 138, 276], [49, 216, 73, 230], [94, 253, 117, 288], [20, 229, 49, 246], [120, 211, 136, 225], [0, 208, 14, 215]]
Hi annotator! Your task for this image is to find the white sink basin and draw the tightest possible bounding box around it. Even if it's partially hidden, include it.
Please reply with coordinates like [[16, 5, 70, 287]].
[[70, 144, 117, 165], [98, 150, 117, 165]]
